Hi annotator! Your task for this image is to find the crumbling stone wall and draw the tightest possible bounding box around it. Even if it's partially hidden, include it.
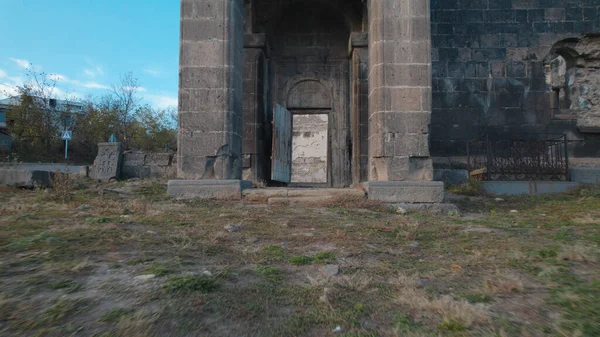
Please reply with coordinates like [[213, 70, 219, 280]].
[[545, 35, 600, 133], [430, 0, 600, 157], [122, 152, 176, 179]]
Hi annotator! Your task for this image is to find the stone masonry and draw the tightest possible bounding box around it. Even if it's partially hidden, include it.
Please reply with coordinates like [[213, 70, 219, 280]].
[[430, 0, 600, 157], [172, 0, 445, 201], [178, 0, 245, 180]]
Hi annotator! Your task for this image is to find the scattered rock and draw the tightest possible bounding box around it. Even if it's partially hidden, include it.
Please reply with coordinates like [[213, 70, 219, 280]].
[[224, 224, 244, 232], [319, 287, 333, 303], [417, 278, 430, 288], [495, 198, 505, 202], [321, 264, 340, 277], [332, 326, 342, 333], [201, 270, 213, 277], [245, 236, 259, 244], [77, 204, 93, 211], [127, 178, 140, 182], [409, 241, 420, 249], [510, 210, 519, 213], [280, 221, 290, 228], [146, 230, 159, 236], [134, 274, 156, 281], [463, 226, 494, 234], [396, 207, 408, 215]]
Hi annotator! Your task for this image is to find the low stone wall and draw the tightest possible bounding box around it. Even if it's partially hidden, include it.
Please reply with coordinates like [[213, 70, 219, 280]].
[[121, 152, 177, 180]]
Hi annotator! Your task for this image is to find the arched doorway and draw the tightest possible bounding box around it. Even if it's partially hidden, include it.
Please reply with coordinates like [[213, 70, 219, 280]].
[[269, 2, 353, 187]]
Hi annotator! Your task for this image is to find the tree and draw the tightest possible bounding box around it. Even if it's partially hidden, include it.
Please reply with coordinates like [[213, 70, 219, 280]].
[[108, 72, 142, 149], [5, 69, 68, 158]]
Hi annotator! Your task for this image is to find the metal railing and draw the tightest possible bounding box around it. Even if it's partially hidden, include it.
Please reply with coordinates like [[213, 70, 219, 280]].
[[467, 134, 569, 181]]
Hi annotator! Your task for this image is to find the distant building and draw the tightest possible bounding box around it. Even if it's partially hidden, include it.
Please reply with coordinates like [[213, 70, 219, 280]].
[[0, 96, 84, 150]]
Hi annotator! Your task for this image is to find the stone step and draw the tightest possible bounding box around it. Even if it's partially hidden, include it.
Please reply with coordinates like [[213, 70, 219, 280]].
[[242, 188, 366, 203]]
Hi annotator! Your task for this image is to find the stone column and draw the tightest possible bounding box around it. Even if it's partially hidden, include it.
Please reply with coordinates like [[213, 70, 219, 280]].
[[242, 34, 268, 184], [349, 32, 369, 185], [367, 0, 444, 203], [177, 0, 244, 180]]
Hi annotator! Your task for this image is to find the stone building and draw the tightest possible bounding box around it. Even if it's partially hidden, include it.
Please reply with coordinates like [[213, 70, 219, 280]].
[[172, 0, 600, 201]]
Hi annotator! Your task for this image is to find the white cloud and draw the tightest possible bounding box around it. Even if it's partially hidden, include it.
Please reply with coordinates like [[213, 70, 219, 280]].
[[144, 68, 163, 77], [82, 81, 109, 90], [0, 69, 7, 78], [147, 95, 177, 109], [83, 57, 104, 78], [0, 83, 19, 97], [10, 58, 31, 69], [83, 69, 96, 77]]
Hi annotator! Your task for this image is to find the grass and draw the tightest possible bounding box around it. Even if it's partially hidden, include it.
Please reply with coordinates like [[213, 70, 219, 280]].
[[165, 275, 219, 293], [0, 179, 598, 336], [99, 308, 132, 323]]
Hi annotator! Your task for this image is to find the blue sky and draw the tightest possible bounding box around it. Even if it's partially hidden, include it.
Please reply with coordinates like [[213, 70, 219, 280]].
[[0, 0, 179, 109]]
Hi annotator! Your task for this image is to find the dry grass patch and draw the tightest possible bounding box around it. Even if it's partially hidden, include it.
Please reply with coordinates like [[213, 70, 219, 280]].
[[393, 273, 490, 328], [557, 244, 598, 263], [483, 270, 525, 294]]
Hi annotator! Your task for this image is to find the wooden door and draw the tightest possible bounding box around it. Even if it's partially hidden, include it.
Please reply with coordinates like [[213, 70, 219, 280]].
[[271, 104, 292, 183]]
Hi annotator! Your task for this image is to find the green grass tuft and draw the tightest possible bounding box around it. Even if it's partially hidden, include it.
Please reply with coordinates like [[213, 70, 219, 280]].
[[165, 275, 219, 293]]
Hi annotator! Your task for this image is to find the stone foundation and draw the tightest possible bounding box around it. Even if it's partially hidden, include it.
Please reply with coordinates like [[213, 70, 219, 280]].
[[367, 181, 445, 204], [167, 180, 252, 200]]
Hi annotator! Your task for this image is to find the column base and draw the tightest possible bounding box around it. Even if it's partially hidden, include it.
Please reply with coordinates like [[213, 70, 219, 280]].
[[167, 180, 252, 200], [366, 181, 445, 203]]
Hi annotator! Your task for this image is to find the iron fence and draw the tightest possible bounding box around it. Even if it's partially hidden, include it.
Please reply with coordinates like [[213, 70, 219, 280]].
[[467, 134, 569, 181]]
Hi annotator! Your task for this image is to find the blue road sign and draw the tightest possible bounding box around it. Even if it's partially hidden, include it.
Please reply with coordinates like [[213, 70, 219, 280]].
[[61, 130, 72, 141]]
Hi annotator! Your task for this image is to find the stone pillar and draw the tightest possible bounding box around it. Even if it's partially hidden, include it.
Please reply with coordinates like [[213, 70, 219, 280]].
[[367, 0, 443, 203], [242, 33, 268, 184], [177, 0, 244, 180], [349, 33, 369, 185]]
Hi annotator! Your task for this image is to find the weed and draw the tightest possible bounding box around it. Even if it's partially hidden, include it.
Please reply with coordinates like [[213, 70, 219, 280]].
[[135, 182, 167, 200], [448, 180, 485, 196], [255, 265, 283, 283], [50, 279, 82, 293], [39, 298, 89, 325], [314, 251, 336, 264], [50, 169, 75, 202], [86, 217, 111, 224], [262, 245, 286, 262], [99, 308, 131, 323], [288, 255, 313, 265], [438, 319, 467, 332], [165, 275, 219, 292], [144, 262, 171, 277], [5, 232, 62, 251], [462, 293, 493, 304]]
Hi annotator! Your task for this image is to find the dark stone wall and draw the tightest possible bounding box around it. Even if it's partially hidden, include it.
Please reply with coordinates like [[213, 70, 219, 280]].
[[430, 0, 600, 157]]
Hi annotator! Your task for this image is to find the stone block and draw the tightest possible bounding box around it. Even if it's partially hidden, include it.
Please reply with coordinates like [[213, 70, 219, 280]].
[[0, 168, 54, 188], [123, 153, 146, 166], [90, 143, 123, 182], [367, 181, 445, 203], [391, 203, 460, 215], [145, 153, 172, 166], [122, 165, 151, 179], [167, 180, 252, 200]]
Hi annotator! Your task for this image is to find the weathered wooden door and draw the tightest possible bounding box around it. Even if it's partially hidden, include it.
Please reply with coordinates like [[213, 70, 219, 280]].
[[271, 104, 292, 183]]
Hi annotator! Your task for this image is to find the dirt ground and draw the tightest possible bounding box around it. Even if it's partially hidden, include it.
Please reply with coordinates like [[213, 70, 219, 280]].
[[0, 179, 599, 337]]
